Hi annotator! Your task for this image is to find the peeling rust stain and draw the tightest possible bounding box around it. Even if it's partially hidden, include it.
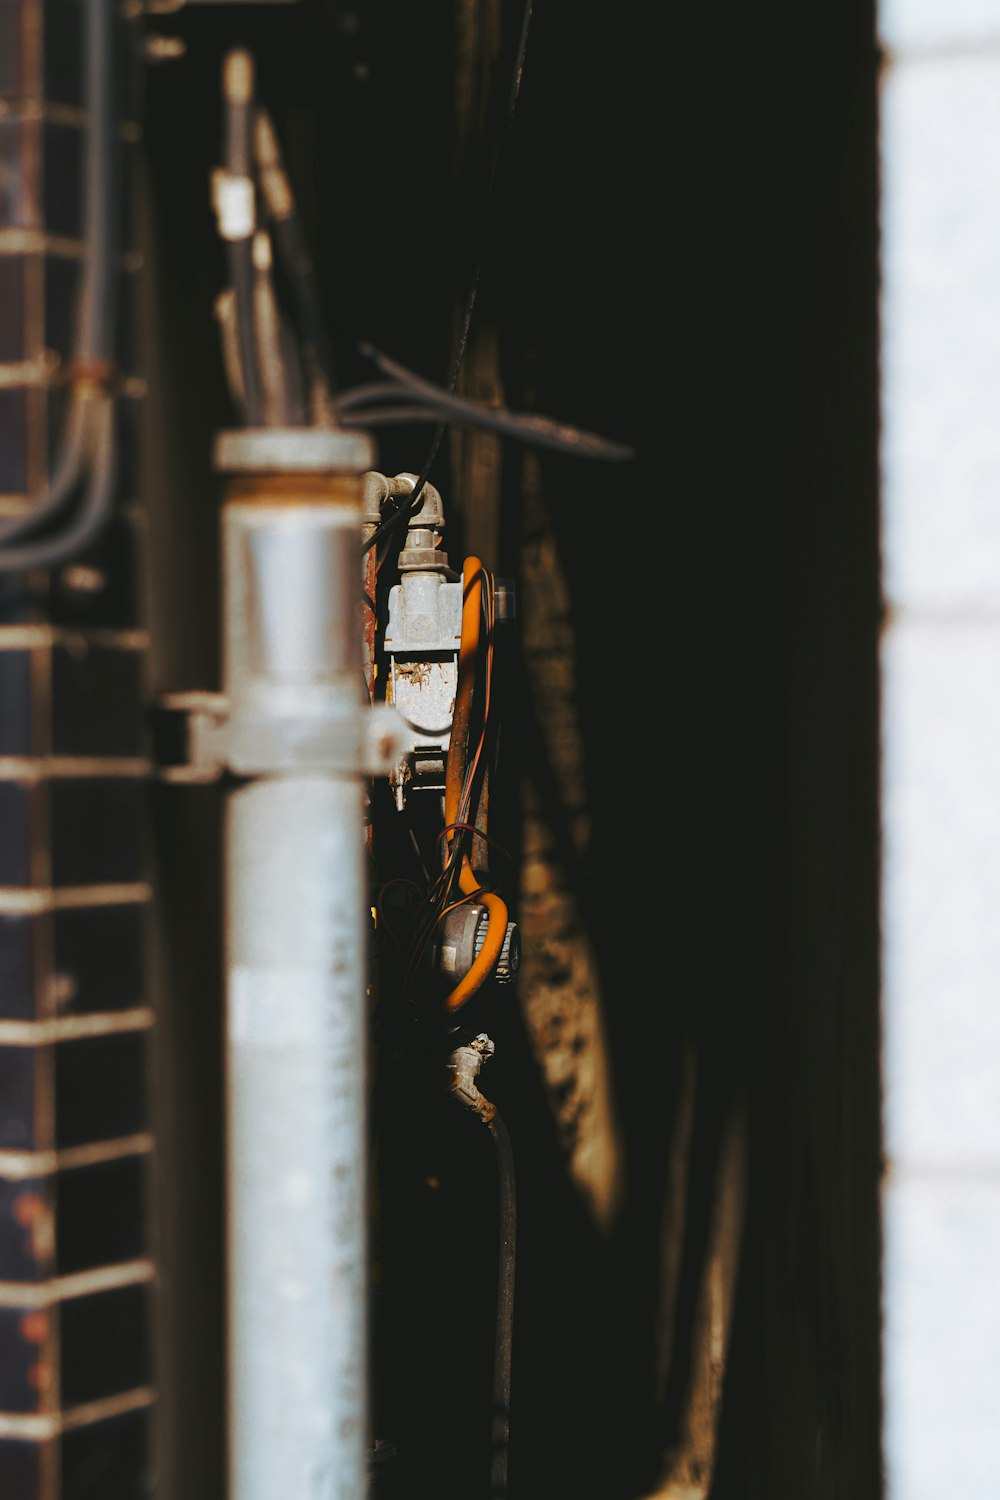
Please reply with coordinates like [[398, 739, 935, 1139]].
[[393, 661, 432, 688], [12, 1191, 45, 1226], [363, 550, 377, 703], [19, 1309, 48, 1344], [13, 1189, 55, 1265]]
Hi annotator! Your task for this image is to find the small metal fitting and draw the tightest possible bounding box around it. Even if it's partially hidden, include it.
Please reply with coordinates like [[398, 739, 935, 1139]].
[[382, 471, 460, 807], [446, 1034, 497, 1123], [393, 473, 449, 575]]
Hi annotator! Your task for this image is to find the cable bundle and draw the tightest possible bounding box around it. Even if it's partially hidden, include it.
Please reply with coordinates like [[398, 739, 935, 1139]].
[[379, 557, 510, 1016], [0, 0, 121, 574]]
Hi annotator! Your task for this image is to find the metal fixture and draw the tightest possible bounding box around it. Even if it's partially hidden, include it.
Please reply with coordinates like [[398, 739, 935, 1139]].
[[446, 1031, 498, 1121], [434, 902, 520, 989], [219, 426, 404, 1500], [158, 425, 406, 1500], [379, 471, 462, 808]]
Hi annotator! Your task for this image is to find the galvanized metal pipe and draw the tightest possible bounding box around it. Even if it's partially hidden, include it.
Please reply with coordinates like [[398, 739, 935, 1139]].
[[213, 429, 401, 1500], [227, 772, 367, 1500]]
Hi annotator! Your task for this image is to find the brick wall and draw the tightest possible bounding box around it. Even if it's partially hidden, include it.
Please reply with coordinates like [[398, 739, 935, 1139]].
[[0, 4, 155, 1495]]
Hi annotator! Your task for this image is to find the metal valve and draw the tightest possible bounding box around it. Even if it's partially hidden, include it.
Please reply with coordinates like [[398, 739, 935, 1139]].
[[435, 903, 520, 988]]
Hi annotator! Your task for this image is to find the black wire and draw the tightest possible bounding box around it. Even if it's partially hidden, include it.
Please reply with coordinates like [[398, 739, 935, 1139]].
[[269, 212, 333, 405], [252, 231, 305, 426], [356, 269, 475, 560], [334, 380, 414, 412], [352, 347, 638, 553], [77, 0, 117, 370], [222, 51, 263, 427], [488, 1111, 516, 1500], [341, 403, 445, 427], [507, 1, 534, 117], [360, 419, 446, 561], [254, 106, 337, 407], [341, 353, 634, 460], [227, 240, 261, 425], [359, 0, 536, 561]]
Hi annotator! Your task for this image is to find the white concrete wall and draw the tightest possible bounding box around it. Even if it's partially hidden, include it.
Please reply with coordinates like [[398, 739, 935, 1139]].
[[880, 4, 1000, 1496]]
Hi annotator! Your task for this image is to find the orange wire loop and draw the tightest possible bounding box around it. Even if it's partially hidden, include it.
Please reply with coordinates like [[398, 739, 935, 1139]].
[[441, 556, 508, 1012]]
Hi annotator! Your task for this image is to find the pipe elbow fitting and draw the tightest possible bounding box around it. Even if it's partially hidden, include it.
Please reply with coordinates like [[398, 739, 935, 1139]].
[[446, 1035, 497, 1123]]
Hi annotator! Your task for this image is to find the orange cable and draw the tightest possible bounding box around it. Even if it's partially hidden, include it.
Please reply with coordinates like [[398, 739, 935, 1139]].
[[442, 556, 508, 1012]]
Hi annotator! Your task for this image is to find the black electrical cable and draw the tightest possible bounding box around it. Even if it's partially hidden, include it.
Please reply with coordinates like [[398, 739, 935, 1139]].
[[343, 351, 634, 460], [228, 245, 259, 424], [333, 380, 412, 412], [253, 106, 336, 411], [359, 0, 536, 562], [360, 416, 446, 561], [76, 0, 116, 371], [507, 0, 534, 118], [339, 404, 452, 428], [251, 228, 305, 426], [352, 362, 637, 555], [221, 48, 263, 428], [0, 0, 118, 559], [488, 1111, 516, 1500]]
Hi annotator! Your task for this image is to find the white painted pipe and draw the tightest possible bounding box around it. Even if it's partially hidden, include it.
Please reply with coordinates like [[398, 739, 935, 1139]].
[[212, 430, 390, 1500], [227, 772, 368, 1500]]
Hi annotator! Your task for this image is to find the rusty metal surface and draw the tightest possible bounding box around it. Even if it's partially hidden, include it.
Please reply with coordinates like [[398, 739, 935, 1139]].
[[516, 465, 623, 1232], [0, 5, 156, 1491], [0, 1304, 54, 1417]]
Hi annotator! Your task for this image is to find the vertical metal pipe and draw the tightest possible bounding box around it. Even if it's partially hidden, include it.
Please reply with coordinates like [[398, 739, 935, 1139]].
[[214, 429, 380, 1500], [227, 773, 367, 1500]]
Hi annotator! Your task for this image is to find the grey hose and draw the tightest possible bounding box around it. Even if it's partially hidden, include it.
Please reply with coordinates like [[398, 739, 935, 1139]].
[[0, 0, 118, 554], [0, 394, 117, 572]]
